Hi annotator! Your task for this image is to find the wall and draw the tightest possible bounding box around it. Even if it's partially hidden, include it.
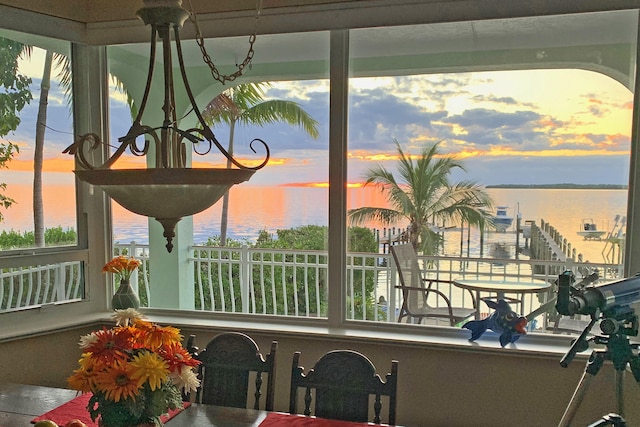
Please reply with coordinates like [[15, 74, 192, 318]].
[[3, 323, 639, 427]]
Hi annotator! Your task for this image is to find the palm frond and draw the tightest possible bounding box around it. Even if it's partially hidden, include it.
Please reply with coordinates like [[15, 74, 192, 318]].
[[348, 207, 402, 226], [240, 100, 320, 138]]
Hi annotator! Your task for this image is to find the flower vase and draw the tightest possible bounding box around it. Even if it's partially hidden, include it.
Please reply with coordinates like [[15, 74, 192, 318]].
[[112, 279, 140, 310]]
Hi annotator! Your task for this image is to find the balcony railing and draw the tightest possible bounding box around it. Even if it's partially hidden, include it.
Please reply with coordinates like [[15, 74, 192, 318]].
[[111, 242, 622, 332], [1, 241, 622, 334], [0, 261, 84, 311]]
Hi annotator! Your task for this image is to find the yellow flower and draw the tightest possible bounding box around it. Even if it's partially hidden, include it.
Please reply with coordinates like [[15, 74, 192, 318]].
[[67, 353, 99, 393], [130, 350, 170, 391]]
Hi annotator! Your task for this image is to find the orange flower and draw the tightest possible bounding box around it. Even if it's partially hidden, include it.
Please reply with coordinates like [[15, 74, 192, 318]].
[[136, 322, 183, 349], [160, 342, 200, 372], [102, 255, 142, 281], [94, 361, 141, 402], [83, 328, 131, 364]]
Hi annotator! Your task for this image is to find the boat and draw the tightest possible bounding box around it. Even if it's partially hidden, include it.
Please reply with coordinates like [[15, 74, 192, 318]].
[[576, 218, 606, 240], [492, 206, 514, 232]]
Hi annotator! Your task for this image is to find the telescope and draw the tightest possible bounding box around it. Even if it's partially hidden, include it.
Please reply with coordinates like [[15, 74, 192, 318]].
[[556, 271, 640, 319], [556, 271, 640, 427]]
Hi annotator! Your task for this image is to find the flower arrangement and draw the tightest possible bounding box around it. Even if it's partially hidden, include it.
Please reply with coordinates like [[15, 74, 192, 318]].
[[103, 256, 142, 283], [67, 309, 200, 427]]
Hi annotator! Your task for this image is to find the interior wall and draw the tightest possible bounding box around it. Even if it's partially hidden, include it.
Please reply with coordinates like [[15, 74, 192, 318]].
[[3, 323, 639, 427]]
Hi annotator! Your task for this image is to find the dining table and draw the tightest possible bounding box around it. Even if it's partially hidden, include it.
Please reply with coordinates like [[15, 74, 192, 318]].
[[0, 383, 397, 427], [452, 277, 552, 319]]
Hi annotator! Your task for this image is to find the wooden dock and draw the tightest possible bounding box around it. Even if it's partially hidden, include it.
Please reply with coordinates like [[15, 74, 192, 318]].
[[529, 219, 574, 262]]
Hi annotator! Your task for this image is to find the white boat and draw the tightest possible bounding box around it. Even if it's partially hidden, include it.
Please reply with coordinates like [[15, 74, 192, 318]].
[[492, 206, 513, 232], [576, 218, 606, 240]]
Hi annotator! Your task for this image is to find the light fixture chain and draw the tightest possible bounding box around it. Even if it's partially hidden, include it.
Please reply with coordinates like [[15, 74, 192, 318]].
[[188, 0, 262, 85]]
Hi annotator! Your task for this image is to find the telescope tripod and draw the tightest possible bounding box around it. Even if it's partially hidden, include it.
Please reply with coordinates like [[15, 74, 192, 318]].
[[558, 311, 640, 427]]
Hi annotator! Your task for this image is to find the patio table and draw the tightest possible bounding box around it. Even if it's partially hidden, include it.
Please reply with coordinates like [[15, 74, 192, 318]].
[[452, 278, 551, 319]]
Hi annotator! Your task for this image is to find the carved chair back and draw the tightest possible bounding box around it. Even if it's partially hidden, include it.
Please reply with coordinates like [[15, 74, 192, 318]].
[[195, 332, 277, 410], [289, 350, 398, 425]]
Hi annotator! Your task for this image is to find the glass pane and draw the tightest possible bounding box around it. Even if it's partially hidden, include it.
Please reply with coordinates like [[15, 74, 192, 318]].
[[0, 31, 76, 250], [347, 10, 637, 328], [107, 30, 330, 315]]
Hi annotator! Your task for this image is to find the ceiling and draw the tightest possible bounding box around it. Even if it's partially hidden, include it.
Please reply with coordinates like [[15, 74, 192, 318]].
[[0, 0, 638, 45], [0, 0, 637, 95]]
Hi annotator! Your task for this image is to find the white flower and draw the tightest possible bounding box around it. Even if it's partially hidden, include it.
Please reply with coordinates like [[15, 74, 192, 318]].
[[112, 308, 145, 326], [170, 365, 200, 395], [78, 332, 98, 349]]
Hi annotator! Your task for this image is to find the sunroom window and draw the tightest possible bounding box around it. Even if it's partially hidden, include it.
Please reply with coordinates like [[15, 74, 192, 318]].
[[0, 30, 86, 312], [105, 30, 331, 312], [345, 10, 637, 331]]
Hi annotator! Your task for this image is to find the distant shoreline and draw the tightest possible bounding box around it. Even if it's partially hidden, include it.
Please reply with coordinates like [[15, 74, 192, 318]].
[[486, 184, 627, 190]]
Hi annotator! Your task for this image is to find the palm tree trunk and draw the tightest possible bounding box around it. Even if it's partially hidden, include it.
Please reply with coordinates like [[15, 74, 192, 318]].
[[33, 50, 53, 247], [219, 119, 236, 246]]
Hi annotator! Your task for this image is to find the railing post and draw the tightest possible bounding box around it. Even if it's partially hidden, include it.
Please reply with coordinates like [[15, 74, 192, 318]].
[[129, 241, 139, 293], [240, 245, 250, 313], [55, 263, 65, 302], [388, 257, 398, 322]]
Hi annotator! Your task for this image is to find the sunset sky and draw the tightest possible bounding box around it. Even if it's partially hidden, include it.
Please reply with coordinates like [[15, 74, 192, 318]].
[[3, 48, 634, 188]]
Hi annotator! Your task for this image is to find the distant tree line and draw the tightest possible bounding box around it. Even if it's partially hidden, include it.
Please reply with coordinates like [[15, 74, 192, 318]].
[[0, 226, 76, 249], [486, 184, 627, 189]]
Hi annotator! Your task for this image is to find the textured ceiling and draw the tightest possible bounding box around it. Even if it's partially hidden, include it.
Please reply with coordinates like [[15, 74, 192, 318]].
[[0, 0, 351, 24]]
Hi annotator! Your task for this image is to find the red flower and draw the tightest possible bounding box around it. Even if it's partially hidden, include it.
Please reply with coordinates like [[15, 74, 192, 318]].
[[159, 343, 200, 373]]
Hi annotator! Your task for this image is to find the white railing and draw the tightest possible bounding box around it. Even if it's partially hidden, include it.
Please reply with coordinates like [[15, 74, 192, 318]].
[[112, 242, 622, 332], [0, 261, 84, 311], [2, 241, 622, 334]]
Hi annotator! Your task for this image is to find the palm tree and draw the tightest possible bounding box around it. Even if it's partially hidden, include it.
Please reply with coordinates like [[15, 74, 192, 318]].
[[202, 82, 320, 246], [348, 140, 494, 255], [32, 49, 71, 247]]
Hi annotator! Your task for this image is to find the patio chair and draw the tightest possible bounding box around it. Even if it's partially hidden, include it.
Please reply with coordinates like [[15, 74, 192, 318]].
[[194, 332, 277, 410], [390, 243, 477, 325], [289, 349, 398, 425]]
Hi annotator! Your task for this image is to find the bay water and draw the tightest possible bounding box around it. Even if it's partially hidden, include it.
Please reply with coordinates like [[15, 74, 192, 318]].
[[1, 183, 627, 264]]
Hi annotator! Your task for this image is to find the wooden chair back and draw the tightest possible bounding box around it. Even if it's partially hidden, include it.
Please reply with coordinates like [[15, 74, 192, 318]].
[[195, 332, 277, 410], [289, 350, 398, 425]]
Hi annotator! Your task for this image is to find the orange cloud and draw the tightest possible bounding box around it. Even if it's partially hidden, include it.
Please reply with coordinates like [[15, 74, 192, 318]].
[[280, 182, 363, 188], [8, 157, 75, 172]]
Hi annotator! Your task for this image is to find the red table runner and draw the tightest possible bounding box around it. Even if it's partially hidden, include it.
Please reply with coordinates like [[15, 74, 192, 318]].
[[31, 393, 189, 426], [259, 412, 378, 426]]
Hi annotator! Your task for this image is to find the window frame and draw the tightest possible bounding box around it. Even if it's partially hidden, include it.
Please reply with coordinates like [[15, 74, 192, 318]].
[[0, 2, 638, 348]]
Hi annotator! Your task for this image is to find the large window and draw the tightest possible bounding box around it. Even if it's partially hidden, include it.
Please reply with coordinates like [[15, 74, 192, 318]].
[[0, 30, 85, 312], [106, 31, 331, 312], [346, 10, 637, 329]]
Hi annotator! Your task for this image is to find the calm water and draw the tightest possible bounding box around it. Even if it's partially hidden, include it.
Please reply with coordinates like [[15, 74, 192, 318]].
[[1, 183, 627, 263]]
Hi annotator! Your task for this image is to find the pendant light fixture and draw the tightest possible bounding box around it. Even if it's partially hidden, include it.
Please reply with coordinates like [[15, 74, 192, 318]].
[[66, 0, 269, 252]]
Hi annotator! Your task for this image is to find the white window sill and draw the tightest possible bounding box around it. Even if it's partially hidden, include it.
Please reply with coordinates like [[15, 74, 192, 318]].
[[143, 308, 592, 361]]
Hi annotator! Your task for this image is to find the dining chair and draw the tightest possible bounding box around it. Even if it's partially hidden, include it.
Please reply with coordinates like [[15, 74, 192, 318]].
[[390, 243, 477, 325], [289, 349, 398, 425], [194, 332, 277, 410]]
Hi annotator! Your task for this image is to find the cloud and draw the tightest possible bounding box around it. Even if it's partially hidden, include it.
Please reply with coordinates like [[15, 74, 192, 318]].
[[4, 67, 633, 187]]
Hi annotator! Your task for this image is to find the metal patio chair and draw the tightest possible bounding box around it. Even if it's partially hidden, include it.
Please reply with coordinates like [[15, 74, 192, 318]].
[[390, 243, 477, 325]]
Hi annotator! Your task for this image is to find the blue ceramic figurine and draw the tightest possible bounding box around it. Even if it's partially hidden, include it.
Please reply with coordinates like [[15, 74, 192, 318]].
[[463, 298, 528, 347]]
